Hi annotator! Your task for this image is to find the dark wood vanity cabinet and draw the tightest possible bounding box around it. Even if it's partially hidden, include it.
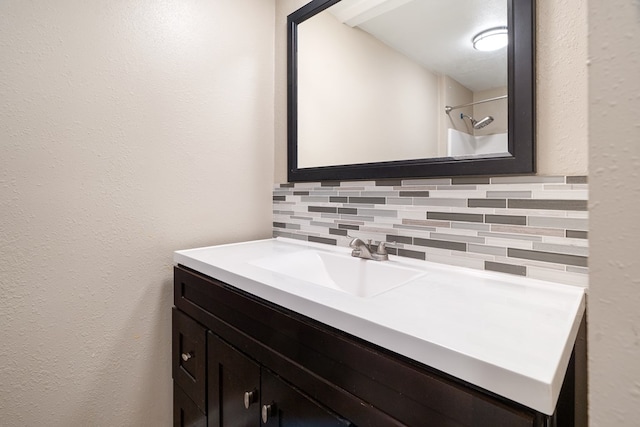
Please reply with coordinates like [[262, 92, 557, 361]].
[[172, 265, 567, 427]]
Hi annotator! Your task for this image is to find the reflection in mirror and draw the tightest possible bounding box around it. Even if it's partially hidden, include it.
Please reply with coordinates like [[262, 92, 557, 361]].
[[288, 0, 535, 181], [297, 0, 508, 168]]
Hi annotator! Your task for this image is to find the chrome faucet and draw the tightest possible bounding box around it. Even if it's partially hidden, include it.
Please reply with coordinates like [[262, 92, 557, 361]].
[[349, 237, 389, 261]]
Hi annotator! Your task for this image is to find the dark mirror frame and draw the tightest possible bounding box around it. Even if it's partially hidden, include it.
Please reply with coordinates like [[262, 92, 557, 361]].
[[287, 0, 535, 182]]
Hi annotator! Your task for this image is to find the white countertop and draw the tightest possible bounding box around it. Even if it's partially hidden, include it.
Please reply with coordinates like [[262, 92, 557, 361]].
[[174, 237, 585, 415]]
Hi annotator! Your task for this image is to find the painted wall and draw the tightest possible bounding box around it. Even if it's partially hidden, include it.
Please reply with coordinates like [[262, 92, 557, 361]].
[[297, 8, 439, 167], [588, 0, 640, 424], [440, 75, 473, 154], [0, 1, 274, 425], [473, 87, 508, 136], [275, 0, 589, 181]]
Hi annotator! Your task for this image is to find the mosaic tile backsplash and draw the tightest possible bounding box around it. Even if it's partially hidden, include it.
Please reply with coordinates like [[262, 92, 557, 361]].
[[273, 176, 588, 287]]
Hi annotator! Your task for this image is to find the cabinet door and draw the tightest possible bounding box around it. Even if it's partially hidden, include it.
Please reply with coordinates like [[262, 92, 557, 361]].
[[174, 384, 206, 427], [208, 332, 261, 427], [261, 369, 353, 427]]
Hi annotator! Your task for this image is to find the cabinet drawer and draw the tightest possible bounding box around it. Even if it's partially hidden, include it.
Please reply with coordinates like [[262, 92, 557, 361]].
[[173, 308, 207, 412]]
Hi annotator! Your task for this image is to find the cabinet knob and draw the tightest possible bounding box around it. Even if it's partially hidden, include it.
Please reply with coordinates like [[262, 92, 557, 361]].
[[261, 404, 275, 423], [181, 352, 192, 362], [243, 390, 258, 409]]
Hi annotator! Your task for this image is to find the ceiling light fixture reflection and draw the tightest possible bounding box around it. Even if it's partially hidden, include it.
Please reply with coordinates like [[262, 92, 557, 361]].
[[472, 26, 508, 51]]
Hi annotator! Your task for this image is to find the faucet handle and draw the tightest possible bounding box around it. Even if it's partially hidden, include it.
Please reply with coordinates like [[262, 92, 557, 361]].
[[376, 242, 388, 255]]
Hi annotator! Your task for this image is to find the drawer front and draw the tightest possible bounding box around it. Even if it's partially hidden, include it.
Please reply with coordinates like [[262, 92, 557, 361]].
[[173, 308, 207, 412], [174, 383, 206, 427]]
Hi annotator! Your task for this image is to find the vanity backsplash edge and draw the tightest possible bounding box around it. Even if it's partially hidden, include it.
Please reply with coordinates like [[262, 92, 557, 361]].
[[273, 176, 588, 287]]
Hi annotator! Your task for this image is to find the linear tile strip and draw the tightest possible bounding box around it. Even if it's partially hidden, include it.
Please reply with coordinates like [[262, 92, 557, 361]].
[[273, 176, 588, 285]]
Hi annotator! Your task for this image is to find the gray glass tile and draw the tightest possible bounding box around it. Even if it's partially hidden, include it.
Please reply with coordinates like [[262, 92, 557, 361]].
[[566, 230, 588, 239], [338, 207, 358, 215], [309, 206, 337, 214], [490, 224, 565, 237], [329, 228, 348, 236], [338, 224, 360, 231], [273, 230, 307, 240], [468, 244, 507, 256], [343, 203, 373, 208], [273, 222, 287, 228], [349, 196, 386, 204], [468, 199, 506, 208], [399, 191, 430, 197], [478, 231, 543, 242], [376, 179, 403, 186], [293, 191, 310, 196], [310, 221, 333, 227], [330, 196, 348, 203], [451, 222, 492, 231], [491, 176, 565, 184], [320, 213, 340, 219], [340, 215, 375, 222], [414, 238, 467, 251], [567, 266, 589, 274], [321, 181, 341, 187], [485, 214, 527, 225], [532, 243, 588, 257], [508, 199, 588, 211], [528, 217, 588, 230], [402, 178, 452, 185], [430, 233, 485, 244], [273, 196, 286, 201], [508, 248, 588, 267], [393, 224, 437, 232], [485, 261, 527, 276], [403, 218, 451, 228], [436, 185, 478, 190], [397, 248, 426, 260], [309, 190, 339, 196], [387, 198, 414, 205], [308, 236, 337, 245], [452, 177, 490, 185], [302, 196, 329, 203], [361, 191, 400, 197], [427, 212, 484, 223], [414, 198, 468, 207], [358, 209, 398, 218], [487, 191, 532, 198], [566, 176, 588, 184], [386, 234, 413, 244], [279, 183, 295, 188]]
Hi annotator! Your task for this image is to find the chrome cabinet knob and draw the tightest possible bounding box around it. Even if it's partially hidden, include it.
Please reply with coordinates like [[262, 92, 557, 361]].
[[243, 390, 257, 409], [181, 352, 192, 362], [262, 404, 274, 423]]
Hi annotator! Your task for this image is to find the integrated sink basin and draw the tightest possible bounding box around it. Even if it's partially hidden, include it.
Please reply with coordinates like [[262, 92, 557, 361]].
[[249, 250, 425, 297]]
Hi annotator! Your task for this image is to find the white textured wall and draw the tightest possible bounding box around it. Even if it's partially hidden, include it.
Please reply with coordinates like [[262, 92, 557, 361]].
[[536, 0, 588, 175], [588, 0, 640, 424], [0, 1, 274, 425]]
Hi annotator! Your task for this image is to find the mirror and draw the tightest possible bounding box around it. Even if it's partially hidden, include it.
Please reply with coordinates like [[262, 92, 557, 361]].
[[287, 0, 534, 181]]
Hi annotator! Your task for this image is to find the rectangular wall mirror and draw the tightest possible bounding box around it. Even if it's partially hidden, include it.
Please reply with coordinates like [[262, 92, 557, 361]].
[[287, 0, 535, 182]]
